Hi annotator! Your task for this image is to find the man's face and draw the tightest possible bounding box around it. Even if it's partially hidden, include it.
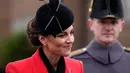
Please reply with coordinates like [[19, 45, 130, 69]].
[[88, 18, 124, 45]]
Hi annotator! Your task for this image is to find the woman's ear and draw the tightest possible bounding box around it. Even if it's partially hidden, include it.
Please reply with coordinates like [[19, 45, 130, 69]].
[[38, 35, 47, 46], [87, 19, 93, 30], [121, 20, 125, 29]]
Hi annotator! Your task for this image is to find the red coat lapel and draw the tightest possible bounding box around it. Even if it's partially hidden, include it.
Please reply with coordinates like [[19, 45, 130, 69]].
[[31, 49, 48, 73]]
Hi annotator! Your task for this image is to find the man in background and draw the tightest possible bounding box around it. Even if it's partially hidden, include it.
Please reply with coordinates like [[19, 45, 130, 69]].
[[72, 0, 130, 73]]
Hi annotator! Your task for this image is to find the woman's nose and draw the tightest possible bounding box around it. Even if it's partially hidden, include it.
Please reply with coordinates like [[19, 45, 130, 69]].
[[66, 35, 74, 44]]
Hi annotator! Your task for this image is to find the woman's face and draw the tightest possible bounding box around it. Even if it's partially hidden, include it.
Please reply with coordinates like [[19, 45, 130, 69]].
[[44, 25, 74, 56]]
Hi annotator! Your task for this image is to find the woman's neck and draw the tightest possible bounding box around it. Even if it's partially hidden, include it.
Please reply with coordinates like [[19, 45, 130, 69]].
[[43, 47, 60, 70]]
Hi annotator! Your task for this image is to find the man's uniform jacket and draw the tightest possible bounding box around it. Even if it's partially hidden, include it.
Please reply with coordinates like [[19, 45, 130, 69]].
[[72, 40, 130, 73], [6, 48, 83, 73]]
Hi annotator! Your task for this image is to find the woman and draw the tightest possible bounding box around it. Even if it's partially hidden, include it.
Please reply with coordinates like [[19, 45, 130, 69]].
[[6, 0, 83, 73]]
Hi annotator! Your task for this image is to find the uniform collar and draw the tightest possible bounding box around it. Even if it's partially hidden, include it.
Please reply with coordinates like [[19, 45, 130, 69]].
[[87, 39, 124, 64]]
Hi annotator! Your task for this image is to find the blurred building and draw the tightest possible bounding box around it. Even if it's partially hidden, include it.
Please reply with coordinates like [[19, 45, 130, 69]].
[[0, 0, 11, 36]]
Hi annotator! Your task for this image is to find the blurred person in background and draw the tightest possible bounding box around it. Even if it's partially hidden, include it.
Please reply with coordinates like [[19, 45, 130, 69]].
[[72, 0, 130, 73], [6, 0, 83, 73]]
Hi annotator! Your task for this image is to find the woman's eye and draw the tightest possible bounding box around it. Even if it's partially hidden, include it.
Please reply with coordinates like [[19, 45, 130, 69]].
[[57, 33, 66, 37], [71, 31, 74, 34]]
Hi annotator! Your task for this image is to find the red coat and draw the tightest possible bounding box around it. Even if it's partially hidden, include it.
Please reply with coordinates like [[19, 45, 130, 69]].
[[6, 49, 83, 73]]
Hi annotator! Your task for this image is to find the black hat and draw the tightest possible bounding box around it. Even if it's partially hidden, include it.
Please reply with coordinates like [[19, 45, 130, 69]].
[[36, 0, 74, 36], [90, 0, 124, 19]]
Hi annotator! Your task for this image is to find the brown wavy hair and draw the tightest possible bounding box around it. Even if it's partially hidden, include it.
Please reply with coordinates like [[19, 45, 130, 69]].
[[27, 18, 42, 46]]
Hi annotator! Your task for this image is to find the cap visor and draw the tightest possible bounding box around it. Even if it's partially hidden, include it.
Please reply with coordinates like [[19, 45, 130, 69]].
[[103, 15, 117, 18]]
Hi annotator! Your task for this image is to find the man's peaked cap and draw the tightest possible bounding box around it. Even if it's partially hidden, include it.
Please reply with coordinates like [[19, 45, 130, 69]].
[[90, 0, 124, 19]]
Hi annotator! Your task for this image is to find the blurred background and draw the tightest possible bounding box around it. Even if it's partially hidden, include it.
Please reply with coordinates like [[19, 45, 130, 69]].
[[0, 0, 130, 73]]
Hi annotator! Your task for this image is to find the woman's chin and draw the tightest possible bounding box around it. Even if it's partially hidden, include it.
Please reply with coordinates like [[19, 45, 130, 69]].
[[62, 51, 71, 57]]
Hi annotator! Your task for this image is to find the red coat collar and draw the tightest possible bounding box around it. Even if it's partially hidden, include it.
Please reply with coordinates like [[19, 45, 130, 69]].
[[31, 49, 80, 73], [31, 49, 48, 73]]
